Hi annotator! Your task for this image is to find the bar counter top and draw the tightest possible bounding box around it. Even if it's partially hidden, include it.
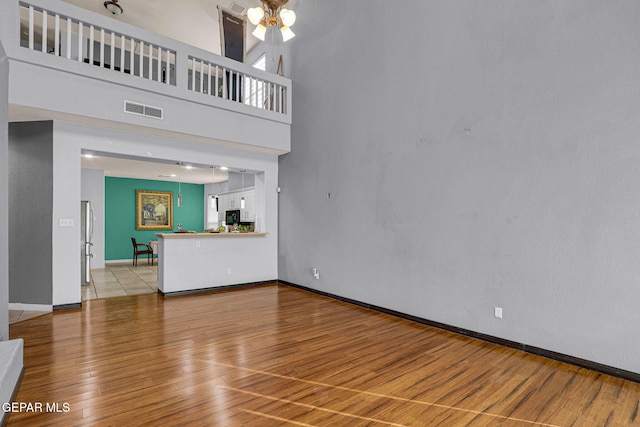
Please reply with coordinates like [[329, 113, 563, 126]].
[[157, 232, 267, 239]]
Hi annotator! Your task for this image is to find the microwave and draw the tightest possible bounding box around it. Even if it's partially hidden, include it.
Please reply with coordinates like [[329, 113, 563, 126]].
[[226, 209, 240, 225]]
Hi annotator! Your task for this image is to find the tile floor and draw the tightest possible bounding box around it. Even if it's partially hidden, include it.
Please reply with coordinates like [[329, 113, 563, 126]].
[[9, 310, 48, 324], [9, 261, 158, 325], [83, 261, 158, 300]]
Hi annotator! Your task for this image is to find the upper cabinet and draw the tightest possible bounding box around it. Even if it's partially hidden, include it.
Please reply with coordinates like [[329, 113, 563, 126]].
[[228, 192, 241, 209], [217, 187, 255, 222], [241, 189, 255, 221]]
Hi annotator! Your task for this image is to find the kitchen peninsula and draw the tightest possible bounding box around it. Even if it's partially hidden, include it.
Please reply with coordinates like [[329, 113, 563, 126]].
[[156, 231, 273, 295]]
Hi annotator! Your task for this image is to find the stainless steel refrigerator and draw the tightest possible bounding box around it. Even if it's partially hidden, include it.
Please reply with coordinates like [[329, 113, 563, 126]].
[[81, 201, 94, 285]]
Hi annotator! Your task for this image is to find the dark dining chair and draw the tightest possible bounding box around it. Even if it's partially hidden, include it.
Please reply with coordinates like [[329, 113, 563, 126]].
[[131, 238, 153, 266]]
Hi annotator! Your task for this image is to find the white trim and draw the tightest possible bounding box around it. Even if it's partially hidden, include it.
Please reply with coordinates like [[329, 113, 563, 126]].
[[9, 303, 52, 312]]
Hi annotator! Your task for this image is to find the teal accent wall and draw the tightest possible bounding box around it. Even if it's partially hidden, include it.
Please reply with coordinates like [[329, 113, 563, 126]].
[[105, 177, 204, 260]]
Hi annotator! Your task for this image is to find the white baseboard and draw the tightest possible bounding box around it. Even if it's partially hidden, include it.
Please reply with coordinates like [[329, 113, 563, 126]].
[[9, 303, 52, 312], [105, 259, 133, 264]]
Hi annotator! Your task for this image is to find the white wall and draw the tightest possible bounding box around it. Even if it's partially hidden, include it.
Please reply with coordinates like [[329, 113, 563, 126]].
[[279, 0, 640, 375], [159, 234, 276, 293], [81, 168, 105, 269], [0, 42, 9, 339], [52, 121, 279, 306]]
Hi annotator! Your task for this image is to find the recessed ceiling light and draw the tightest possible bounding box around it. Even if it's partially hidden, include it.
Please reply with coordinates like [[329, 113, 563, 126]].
[[219, 166, 228, 170], [82, 154, 95, 158], [185, 165, 193, 169]]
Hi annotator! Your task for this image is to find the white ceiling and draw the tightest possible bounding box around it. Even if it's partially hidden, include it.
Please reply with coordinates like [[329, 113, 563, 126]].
[[82, 153, 231, 185]]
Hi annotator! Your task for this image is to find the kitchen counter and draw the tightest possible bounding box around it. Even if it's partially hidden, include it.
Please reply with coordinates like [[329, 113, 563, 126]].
[[157, 232, 267, 239], [155, 231, 274, 295]]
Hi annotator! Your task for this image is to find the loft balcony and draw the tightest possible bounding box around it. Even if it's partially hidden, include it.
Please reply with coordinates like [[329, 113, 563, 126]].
[[0, 0, 291, 154]]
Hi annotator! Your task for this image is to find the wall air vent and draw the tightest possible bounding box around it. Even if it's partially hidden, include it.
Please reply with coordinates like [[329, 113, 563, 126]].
[[228, 2, 247, 15], [124, 101, 164, 120], [144, 106, 163, 119]]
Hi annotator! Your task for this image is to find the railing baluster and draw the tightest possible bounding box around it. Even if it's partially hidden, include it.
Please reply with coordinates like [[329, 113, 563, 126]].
[[129, 38, 135, 75], [77, 22, 83, 62], [66, 18, 72, 59], [271, 83, 275, 112], [41, 10, 47, 53], [139, 41, 144, 77], [224, 68, 229, 99], [280, 86, 285, 113], [274, 84, 278, 112], [148, 44, 153, 80], [207, 63, 212, 95], [157, 47, 162, 83], [199, 60, 204, 94], [266, 81, 271, 111], [214, 66, 219, 97], [110, 32, 115, 70], [89, 25, 94, 66], [99, 29, 105, 68], [165, 50, 171, 85], [120, 35, 125, 73], [273, 83, 277, 112], [252, 78, 256, 107], [54, 14, 60, 56], [235, 71, 240, 102], [28, 6, 34, 50]]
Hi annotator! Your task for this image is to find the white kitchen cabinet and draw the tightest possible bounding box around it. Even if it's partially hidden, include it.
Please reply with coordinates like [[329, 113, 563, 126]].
[[228, 192, 240, 209], [241, 190, 255, 221], [217, 188, 256, 222], [217, 194, 228, 222]]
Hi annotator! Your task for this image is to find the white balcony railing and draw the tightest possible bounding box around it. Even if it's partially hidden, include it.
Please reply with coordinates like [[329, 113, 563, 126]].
[[1, 0, 291, 123], [20, 2, 177, 85]]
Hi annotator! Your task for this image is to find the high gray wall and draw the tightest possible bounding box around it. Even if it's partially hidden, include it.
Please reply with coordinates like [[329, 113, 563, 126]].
[[0, 42, 9, 339], [9, 121, 53, 305], [279, 1, 640, 374]]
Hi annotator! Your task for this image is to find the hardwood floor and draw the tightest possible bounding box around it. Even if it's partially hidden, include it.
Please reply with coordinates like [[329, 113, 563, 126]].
[[7, 284, 640, 426]]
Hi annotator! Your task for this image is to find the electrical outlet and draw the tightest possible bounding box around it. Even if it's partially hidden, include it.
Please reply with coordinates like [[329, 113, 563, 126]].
[[227, 268, 232, 276], [59, 218, 74, 227], [196, 241, 200, 248], [494, 307, 503, 319], [312, 268, 320, 280]]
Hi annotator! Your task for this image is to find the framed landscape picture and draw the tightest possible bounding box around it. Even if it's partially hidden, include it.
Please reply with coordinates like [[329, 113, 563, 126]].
[[136, 190, 173, 230]]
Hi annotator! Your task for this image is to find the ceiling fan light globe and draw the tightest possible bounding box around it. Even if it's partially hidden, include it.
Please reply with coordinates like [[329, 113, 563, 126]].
[[280, 9, 296, 27], [280, 25, 295, 42], [253, 23, 267, 41], [247, 7, 265, 25]]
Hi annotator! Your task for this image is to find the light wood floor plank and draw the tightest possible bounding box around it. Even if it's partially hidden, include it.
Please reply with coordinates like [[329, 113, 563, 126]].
[[7, 284, 640, 426]]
